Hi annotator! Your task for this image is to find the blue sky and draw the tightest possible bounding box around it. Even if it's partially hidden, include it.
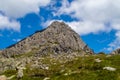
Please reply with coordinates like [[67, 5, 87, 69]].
[[0, 0, 120, 53]]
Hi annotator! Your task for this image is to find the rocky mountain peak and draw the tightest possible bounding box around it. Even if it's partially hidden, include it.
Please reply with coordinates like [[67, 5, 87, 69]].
[[48, 21, 70, 29], [1, 21, 93, 58], [46, 21, 74, 35]]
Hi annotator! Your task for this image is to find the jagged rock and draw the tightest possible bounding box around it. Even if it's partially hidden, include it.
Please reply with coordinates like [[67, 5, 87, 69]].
[[1, 21, 93, 58], [111, 48, 120, 55]]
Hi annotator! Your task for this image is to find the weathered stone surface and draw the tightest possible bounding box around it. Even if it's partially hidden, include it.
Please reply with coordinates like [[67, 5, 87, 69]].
[[1, 21, 93, 58]]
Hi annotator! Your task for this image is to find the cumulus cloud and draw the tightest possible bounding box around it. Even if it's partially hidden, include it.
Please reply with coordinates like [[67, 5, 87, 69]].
[[56, 0, 120, 34], [0, 0, 51, 18], [66, 21, 106, 35], [0, 14, 20, 31], [0, 0, 51, 31], [42, 19, 63, 28], [52, 0, 120, 51], [106, 31, 120, 51]]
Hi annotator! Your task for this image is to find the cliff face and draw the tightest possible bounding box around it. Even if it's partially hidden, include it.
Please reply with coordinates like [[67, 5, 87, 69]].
[[1, 21, 93, 58]]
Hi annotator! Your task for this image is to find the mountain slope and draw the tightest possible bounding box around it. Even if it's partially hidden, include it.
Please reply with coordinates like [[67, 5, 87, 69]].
[[1, 21, 93, 58]]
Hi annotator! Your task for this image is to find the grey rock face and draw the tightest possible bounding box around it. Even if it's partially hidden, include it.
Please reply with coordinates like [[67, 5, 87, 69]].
[[111, 48, 120, 55], [1, 21, 93, 58]]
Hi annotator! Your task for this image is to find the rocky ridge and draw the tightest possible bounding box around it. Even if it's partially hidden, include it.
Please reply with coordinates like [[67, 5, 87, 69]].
[[1, 21, 93, 58], [0, 21, 93, 77]]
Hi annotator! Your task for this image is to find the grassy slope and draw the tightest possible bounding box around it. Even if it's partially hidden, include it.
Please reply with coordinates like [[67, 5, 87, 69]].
[[3, 54, 120, 80]]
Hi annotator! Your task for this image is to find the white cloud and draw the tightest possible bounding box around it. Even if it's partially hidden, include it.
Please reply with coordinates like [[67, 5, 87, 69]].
[[43, 19, 106, 35], [56, 0, 120, 35], [42, 19, 63, 28], [0, 14, 20, 31], [13, 38, 21, 42], [66, 21, 106, 35], [112, 22, 120, 31], [53, 0, 120, 51], [0, 0, 51, 31], [106, 31, 120, 51], [0, 0, 51, 18]]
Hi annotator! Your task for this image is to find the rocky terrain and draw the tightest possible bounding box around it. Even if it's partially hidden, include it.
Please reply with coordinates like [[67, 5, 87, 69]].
[[0, 21, 120, 80], [0, 53, 120, 80], [0, 21, 94, 79], [0, 21, 93, 58]]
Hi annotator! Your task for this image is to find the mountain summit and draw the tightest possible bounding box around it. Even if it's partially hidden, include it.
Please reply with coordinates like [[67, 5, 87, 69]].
[[1, 21, 93, 58]]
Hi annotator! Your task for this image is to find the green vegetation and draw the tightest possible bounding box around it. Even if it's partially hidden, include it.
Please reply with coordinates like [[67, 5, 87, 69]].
[[98, 52, 106, 55], [2, 54, 120, 80]]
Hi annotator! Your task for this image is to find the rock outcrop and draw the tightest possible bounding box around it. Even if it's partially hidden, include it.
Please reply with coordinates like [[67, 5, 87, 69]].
[[111, 48, 120, 55], [1, 21, 93, 58]]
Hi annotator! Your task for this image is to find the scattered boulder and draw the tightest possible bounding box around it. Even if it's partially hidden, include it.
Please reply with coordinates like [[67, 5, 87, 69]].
[[103, 67, 116, 71], [95, 58, 102, 63], [40, 65, 49, 70], [0, 21, 95, 80], [43, 77, 50, 80]]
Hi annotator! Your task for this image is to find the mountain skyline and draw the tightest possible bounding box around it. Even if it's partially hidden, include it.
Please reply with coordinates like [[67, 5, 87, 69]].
[[1, 21, 94, 58], [0, 0, 120, 53]]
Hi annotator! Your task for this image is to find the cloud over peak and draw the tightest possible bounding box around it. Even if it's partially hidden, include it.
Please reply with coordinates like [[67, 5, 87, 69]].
[[57, 0, 120, 34], [51, 0, 120, 51]]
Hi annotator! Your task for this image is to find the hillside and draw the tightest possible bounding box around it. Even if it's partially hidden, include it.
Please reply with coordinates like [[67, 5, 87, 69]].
[[0, 21, 120, 80], [1, 21, 93, 58], [1, 54, 120, 80]]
